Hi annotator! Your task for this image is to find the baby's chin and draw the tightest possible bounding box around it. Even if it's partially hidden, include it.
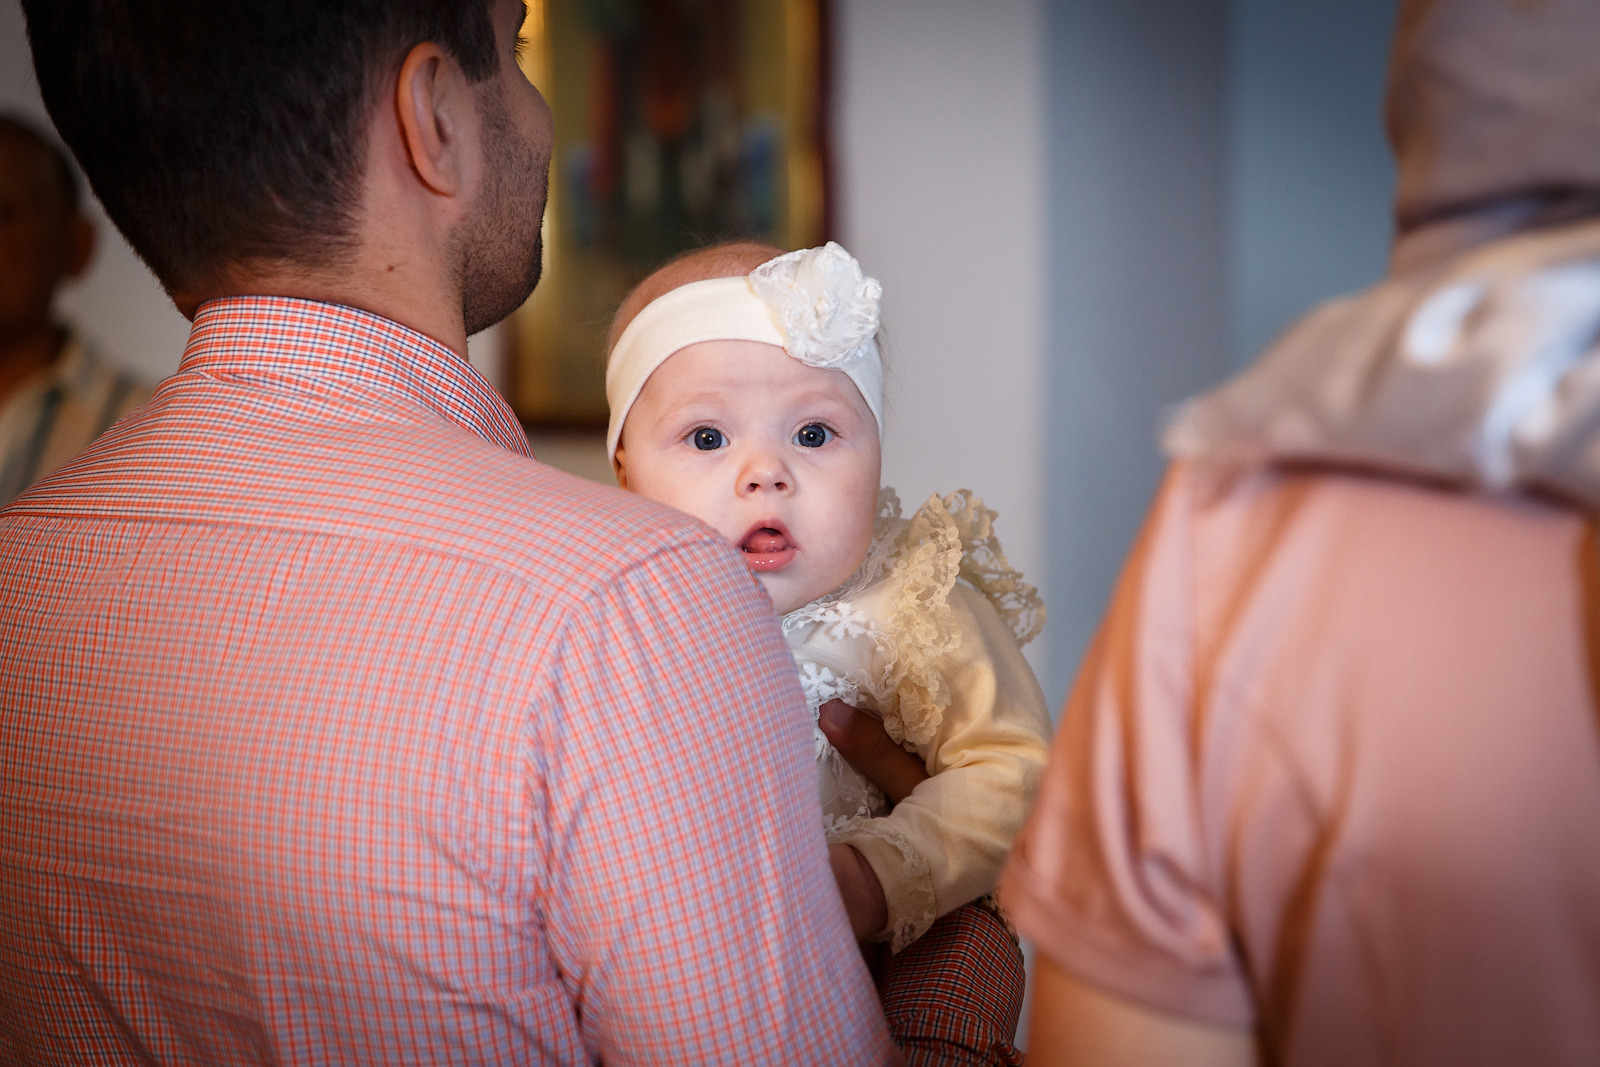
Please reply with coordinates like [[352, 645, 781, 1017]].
[[757, 570, 833, 616]]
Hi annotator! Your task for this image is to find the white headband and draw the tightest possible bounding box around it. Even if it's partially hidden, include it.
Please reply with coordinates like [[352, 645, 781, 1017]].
[[605, 242, 884, 462]]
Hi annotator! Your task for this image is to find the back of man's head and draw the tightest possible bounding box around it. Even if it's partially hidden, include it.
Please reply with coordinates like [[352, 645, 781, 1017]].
[[1387, 0, 1600, 230], [21, 0, 499, 299]]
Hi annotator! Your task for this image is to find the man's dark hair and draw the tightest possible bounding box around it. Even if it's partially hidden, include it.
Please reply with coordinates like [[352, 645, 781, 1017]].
[[20, 1, 500, 295], [0, 113, 82, 215]]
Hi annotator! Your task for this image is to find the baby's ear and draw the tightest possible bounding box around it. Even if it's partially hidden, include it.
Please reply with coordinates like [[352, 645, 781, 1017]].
[[612, 445, 629, 489]]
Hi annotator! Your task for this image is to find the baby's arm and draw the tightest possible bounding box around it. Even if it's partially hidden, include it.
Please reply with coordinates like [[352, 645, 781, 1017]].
[[819, 699, 931, 938], [831, 581, 1053, 950], [829, 842, 888, 940]]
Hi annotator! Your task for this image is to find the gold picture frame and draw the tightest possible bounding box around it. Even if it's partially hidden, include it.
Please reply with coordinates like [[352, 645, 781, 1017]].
[[508, 0, 831, 429]]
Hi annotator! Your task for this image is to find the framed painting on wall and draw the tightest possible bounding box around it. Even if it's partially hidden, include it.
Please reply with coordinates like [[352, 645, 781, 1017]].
[[508, 0, 832, 430]]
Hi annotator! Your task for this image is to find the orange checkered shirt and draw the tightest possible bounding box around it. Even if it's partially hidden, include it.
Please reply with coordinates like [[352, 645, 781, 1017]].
[[0, 296, 896, 1065]]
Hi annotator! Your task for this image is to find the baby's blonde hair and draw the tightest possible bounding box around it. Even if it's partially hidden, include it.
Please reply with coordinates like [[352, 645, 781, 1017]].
[[607, 240, 788, 356]]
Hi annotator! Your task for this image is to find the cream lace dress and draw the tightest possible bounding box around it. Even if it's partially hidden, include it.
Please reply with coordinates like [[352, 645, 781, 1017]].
[[785, 488, 1053, 951]]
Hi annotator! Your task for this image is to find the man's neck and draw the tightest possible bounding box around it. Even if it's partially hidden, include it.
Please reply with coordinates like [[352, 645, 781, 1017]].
[[0, 323, 67, 408], [168, 73, 485, 360], [174, 249, 470, 360]]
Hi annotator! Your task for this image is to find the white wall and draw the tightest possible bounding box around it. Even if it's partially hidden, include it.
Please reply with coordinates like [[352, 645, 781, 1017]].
[[833, 0, 1048, 677], [1034, 0, 1400, 705]]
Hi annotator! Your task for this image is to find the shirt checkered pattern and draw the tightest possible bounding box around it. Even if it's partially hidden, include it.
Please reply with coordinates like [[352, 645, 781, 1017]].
[[0, 296, 897, 1066]]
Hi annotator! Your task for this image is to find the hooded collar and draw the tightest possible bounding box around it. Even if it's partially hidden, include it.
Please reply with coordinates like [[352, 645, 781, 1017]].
[[1167, 0, 1600, 509]]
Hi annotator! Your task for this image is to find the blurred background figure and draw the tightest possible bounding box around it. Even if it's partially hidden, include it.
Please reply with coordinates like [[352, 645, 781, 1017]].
[[1006, 0, 1600, 1062], [0, 114, 146, 504]]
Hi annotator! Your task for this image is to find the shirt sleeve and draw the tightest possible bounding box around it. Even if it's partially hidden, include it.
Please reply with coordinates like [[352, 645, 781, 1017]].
[[531, 533, 899, 1067], [834, 582, 1054, 950], [999, 467, 1256, 1028]]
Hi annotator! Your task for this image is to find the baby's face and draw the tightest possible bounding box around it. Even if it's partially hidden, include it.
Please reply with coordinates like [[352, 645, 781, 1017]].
[[617, 339, 881, 615]]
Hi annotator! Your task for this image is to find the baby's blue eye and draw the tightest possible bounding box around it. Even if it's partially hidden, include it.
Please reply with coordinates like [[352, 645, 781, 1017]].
[[794, 423, 832, 448], [692, 427, 726, 451]]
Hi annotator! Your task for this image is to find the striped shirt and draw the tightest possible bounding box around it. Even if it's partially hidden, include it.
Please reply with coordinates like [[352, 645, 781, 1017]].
[[0, 334, 148, 504], [0, 296, 896, 1065]]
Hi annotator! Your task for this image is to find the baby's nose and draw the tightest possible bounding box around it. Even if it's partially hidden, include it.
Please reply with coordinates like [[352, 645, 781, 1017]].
[[743, 470, 790, 493], [739, 453, 792, 494]]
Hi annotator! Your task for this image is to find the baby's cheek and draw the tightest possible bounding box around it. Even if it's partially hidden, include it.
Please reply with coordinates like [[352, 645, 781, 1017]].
[[846, 504, 878, 565]]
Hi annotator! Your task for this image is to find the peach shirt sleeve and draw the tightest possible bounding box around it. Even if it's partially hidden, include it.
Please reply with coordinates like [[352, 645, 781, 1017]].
[[1002, 458, 1600, 1050]]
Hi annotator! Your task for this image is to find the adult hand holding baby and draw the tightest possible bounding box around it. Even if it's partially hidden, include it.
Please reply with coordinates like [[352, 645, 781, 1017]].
[[820, 699, 928, 939], [819, 698, 928, 804]]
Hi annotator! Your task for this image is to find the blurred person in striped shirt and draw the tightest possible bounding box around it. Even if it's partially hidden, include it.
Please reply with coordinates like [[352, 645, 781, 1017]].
[[0, 1, 897, 1064], [0, 114, 148, 504]]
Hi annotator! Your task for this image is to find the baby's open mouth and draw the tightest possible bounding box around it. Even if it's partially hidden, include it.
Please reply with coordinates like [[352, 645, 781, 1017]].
[[740, 524, 796, 571]]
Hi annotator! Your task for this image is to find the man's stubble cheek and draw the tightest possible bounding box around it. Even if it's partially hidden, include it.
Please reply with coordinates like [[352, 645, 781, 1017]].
[[459, 87, 549, 336]]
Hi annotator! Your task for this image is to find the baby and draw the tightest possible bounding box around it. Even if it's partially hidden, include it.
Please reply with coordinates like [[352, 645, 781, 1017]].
[[606, 240, 1052, 952]]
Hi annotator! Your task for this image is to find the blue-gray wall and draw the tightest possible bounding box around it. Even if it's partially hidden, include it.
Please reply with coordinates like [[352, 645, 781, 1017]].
[[1039, 0, 1400, 705], [1231, 0, 1399, 367], [1041, 0, 1231, 704]]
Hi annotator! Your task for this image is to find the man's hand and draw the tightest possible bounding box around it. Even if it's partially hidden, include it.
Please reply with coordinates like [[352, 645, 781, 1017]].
[[829, 843, 889, 940], [817, 699, 929, 804]]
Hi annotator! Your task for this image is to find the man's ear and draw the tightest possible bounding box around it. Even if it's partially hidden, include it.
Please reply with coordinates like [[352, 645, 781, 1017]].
[[612, 444, 628, 489], [394, 41, 475, 197], [65, 215, 94, 279]]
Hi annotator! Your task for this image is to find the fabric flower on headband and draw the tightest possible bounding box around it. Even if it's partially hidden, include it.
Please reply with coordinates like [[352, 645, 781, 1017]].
[[750, 241, 883, 369]]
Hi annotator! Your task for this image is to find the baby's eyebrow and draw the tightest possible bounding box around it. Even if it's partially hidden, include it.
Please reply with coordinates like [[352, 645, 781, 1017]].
[[781, 392, 877, 427], [652, 387, 867, 427], [786, 389, 859, 409], [654, 392, 736, 422]]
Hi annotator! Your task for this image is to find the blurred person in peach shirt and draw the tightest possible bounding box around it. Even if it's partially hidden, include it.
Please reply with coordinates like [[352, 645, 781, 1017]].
[[1004, 0, 1600, 1063]]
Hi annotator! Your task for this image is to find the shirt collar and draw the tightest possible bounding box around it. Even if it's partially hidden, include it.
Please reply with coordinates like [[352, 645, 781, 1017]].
[[179, 295, 532, 458]]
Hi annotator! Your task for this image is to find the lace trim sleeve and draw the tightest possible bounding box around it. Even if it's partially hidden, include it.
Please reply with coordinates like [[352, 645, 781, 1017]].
[[782, 486, 1045, 748]]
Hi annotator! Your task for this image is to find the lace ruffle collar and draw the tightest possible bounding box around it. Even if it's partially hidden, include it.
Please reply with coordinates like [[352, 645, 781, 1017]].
[[783, 487, 1045, 747]]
